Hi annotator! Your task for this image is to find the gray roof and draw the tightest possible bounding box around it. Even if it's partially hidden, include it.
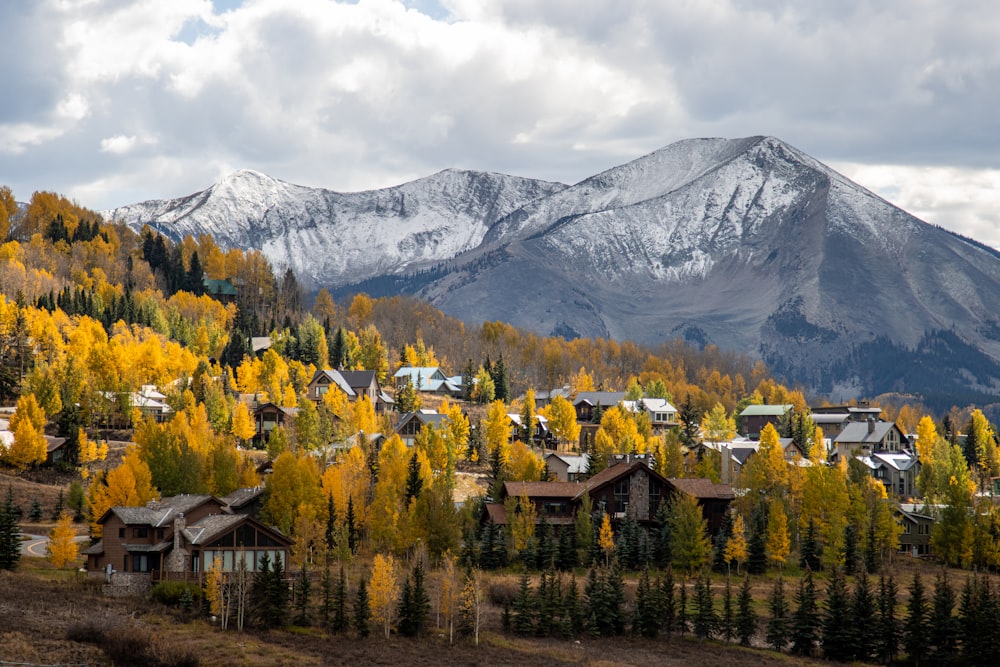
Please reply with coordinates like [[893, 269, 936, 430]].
[[573, 391, 626, 407], [739, 404, 793, 417], [310, 369, 356, 397], [544, 452, 590, 475], [108, 495, 220, 527], [835, 420, 900, 445], [182, 514, 246, 546], [220, 487, 264, 510]]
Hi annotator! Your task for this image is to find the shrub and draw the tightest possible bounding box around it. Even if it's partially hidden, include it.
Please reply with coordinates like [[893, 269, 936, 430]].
[[151, 581, 202, 607]]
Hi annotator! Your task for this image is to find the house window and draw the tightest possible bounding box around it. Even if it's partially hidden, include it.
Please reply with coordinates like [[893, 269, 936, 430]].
[[132, 554, 150, 572], [119, 527, 125, 538], [156, 528, 165, 541], [904, 523, 912, 534], [614, 479, 629, 515], [132, 527, 148, 538], [544, 502, 567, 515], [649, 478, 661, 516]]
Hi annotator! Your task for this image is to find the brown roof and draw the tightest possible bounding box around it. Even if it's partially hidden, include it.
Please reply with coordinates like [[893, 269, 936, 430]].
[[666, 477, 736, 500], [574, 459, 660, 499], [485, 503, 507, 525], [502, 481, 583, 499]]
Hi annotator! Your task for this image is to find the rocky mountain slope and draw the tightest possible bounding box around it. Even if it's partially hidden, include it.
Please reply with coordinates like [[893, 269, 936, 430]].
[[107, 137, 1000, 404]]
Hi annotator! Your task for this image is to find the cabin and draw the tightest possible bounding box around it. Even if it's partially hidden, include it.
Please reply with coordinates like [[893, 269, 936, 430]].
[[393, 367, 461, 396], [394, 410, 450, 447], [307, 369, 393, 413], [253, 402, 298, 445], [82, 491, 293, 593], [621, 398, 678, 429], [573, 392, 627, 423], [543, 452, 590, 482], [738, 404, 793, 439]]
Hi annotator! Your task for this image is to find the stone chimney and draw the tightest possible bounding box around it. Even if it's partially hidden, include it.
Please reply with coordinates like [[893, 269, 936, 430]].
[[163, 512, 189, 573], [720, 446, 732, 485], [868, 418, 876, 434]]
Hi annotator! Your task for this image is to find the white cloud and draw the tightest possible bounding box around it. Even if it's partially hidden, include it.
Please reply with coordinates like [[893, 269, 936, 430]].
[[100, 135, 137, 154], [2, 0, 1000, 248]]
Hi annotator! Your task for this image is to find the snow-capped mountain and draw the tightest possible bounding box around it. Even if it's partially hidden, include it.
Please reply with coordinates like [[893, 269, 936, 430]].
[[108, 137, 1000, 403], [106, 168, 567, 286]]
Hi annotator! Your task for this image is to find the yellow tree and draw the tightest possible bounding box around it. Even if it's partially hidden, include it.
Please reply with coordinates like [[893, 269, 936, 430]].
[[519, 388, 537, 445], [369, 553, 399, 639], [569, 367, 596, 397], [262, 451, 322, 536], [724, 513, 748, 574], [507, 441, 545, 481], [368, 435, 409, 550], [230, 402, 256, 444], [6, 411, 47, 470], [47, 513, 79, 568], [970, 409, 999, 490], [739, 422, 788, 517], [701, 403, 736, 445], [87, 451, 157, 538], [766, 500, 791, 570], [505, 492, 537, 556], [482, 400, 512, 457], [541, 394, 580, 449], [598, 512, 615, 566], [78, 429, 109, 465]]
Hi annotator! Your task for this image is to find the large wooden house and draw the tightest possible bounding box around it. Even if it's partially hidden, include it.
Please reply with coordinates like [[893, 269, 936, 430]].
[[486, 457, 734, 535], [306, 369, 393, 413], [83, 491, 292, 591]]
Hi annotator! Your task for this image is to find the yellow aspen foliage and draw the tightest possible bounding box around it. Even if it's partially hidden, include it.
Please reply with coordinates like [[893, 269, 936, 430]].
[[724, 513, 748, 573], [766, 500, 791, 569], [598, 513, 615, 566], [505, 493, 537, 553], [88, 450, 157, 538], [369, 553, 399, 639], [204, 556, 224, 617], [262, 452, 322, 536], [701, 403, 736, 444], [482, 400, 512, 456], [321, 445, 370, 526], [47, 513, 79, 569], [541, 395, 580, 449], [350, 395, 379, 436], [808, 426, 826, 463], [230, 402, 256, 443], [6, 413, 47, 470], [569, 367, 596, 396], [10, 393, 46, 431], [507, 441, 545, 482], [368, 435, 409, 549], [78, 429, 108, 464]]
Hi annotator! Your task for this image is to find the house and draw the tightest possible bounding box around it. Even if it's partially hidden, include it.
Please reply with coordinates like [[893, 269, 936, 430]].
[[253, 402, 298, 445], [485, 457, 734, 536], [738, 404, 793, 439], [621, 398, 678, 429], [897, 505, 933, 556], [543, 452, 590, 482], [45, 435, 69, 465], [833, 419, 908, 459], [202, 278, 237, 303], [394, 410, 450, 447], [393, 367, 462, 396], [573, 392, 627, 423], [534, 385, 571, 407], [82, 491, 293, 591], [307, 369, 393, 413], [507, 413, 555, 447], [857, 451, 920, 497]]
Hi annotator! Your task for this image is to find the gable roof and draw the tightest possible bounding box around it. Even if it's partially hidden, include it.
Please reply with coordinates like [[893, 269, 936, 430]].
[[544, 452, 590, 475], [338, 370, 378, 390], [739, 404, 793, 417], [503, 481, 583, 499], [393, 367, 460, 393], [834, 420, 902, 445], [666, 477, 736, 500], [576, 459, 659, 500], [220, 486, 265, 511], [573, 391, 626, 407], [622, 398, 677, 414], [102, 495, 224, 527], [309, 369, 357, 397]]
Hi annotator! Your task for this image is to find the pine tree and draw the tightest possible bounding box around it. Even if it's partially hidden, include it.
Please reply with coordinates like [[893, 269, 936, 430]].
[[904, 572, 930, 666], [746, 507, 768, 575], [346, 496, 358, 554], [293, 562, 311, 626], [930, 572, 958, 664], [766, 576, 788, 652], [790, 568, 819, 656], [842, 523, 859, 576], [513, 573, 536, 635], [692, 572, 716, 639], [736, 574, 756, 647], [0, 488, 22, 571], [354, 573, 371, 637], [720, 576, 735, 643], [557, 525, 578, 571], [632, 568, 658, 638], [28, 499, 43, 522], [852, 571, 875, 663], [404, 451, 423, 504], [333, 566, 348, 633], [410, 561, 430, 636], [799, 516, 821, 571], [676, 578, 689, 634], [822, 568, 853, 661], [660, 568, 676, 637], [875, 574, 899, 665], [320, 566, 334, 629]]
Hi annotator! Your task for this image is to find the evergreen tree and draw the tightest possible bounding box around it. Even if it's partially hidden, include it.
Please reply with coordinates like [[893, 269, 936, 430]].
[[822, 568, 853, 662], [652, 500, 672, 569], [411, 561, 430, 636], [736, 574, 756, 647], [251, 552, 288, 629], [842, 523, 859, 576], [320, 566, 334, 629], [660, 568, 676, 637], [875, 574, 899, 665], [746, 508, 768, 575], [676, 578, 689, 635], [864, 517, 879, 574], [956, 574, 980, 665], [790, 568, 819, 656], [852, 571, 876, 663], [632, 568, 659, 638], [354, 573, 371, 637], [404, 451, 423, 504], [333, 566, 348, 633], [537, 520, 556, 571], [346, 496, 358, 554], [0, 488, 22, 571], [692, 572, 716, 639], [513, 573, 535, 635], [799, 517, 821, 571], [905, 572, 930, 666], [557, 526, 578, 571], [765, 576, 788, 652], [293, 562, 311, 626], [28, 499, 43, 522], [719, 576, 735, 643]]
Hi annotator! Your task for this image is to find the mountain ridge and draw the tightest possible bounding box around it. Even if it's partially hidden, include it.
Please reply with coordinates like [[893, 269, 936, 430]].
[[105, 136, 1000, 404]]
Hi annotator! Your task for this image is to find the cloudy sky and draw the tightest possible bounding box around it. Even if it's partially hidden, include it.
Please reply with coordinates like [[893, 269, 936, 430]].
[[3, 0, 1000, 247]]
